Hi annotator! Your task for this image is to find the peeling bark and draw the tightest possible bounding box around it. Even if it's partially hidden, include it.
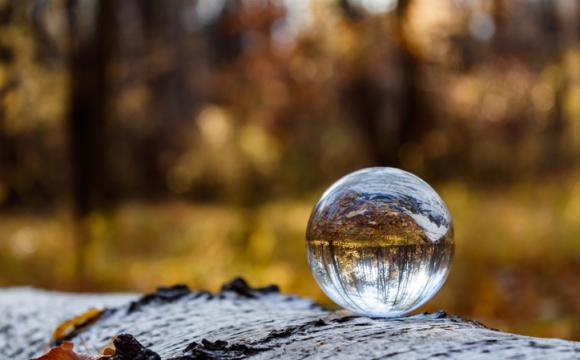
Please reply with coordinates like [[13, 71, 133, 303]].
[[1, 279, 579, 359]]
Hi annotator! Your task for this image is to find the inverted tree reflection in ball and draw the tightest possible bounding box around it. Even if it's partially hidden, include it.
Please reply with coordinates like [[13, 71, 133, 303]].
[[306, 167, 454, 317]]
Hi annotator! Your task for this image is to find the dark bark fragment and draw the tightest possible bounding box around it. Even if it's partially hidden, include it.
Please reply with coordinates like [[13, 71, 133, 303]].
[[219, 277, 280, 298], [105, 334, 160, 360], [128, 285, 192, 314]]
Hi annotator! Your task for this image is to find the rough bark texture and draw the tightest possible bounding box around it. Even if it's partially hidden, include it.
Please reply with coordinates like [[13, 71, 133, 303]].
[[1, 279, 579, 359]]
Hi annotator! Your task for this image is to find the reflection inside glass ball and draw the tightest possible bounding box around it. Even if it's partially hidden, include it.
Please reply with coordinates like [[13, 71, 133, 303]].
[[306, 167, 454, 317]]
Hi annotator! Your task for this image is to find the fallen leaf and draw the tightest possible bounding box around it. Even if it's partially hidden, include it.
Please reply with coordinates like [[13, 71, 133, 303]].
[[32, 342, 106, 360], [33, 334, 158, 360], [52, 308, 104, 342]]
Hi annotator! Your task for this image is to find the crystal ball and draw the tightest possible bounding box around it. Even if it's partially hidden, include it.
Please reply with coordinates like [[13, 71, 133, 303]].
[[306, 167, 454, 317]]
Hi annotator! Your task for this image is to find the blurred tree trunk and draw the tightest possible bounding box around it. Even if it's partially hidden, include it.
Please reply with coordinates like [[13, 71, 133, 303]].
[[346, 0, 426, 168], [492, 0, 505, 53], [0, 2, 17, 206], [395, 0, 425, 158], [347, 77, 395, 165], [541, 0, 567, 171], [66, 0, 115, 280]]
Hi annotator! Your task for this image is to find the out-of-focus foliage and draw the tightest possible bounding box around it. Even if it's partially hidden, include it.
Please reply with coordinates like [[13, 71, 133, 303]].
[[0, 0, 579, 340]]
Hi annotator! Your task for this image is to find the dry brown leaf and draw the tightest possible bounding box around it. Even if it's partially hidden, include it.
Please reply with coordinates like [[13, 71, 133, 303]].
[[32, 342, 107, 360]]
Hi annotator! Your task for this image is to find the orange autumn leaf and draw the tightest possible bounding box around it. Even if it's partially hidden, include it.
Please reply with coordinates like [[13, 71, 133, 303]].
[[52, 308, 104, 342], [32, 342, 106, 360]]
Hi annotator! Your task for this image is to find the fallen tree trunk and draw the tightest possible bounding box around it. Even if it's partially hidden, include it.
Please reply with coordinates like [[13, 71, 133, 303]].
[[1, 278, 579, 359]]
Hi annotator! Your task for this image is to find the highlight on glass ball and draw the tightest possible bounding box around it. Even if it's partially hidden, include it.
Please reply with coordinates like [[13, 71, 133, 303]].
[[306, 167, 454, 317]]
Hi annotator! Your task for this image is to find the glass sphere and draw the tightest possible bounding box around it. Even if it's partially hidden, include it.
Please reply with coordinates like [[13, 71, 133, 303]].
[[306, 167, 454, 317]]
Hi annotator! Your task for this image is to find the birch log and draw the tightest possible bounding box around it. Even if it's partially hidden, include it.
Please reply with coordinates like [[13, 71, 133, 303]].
[[0, 278, 578, 359]]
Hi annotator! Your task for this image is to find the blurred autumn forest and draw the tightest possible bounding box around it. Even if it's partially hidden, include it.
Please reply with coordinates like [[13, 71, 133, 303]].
[[1, 0, 580, 340]]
